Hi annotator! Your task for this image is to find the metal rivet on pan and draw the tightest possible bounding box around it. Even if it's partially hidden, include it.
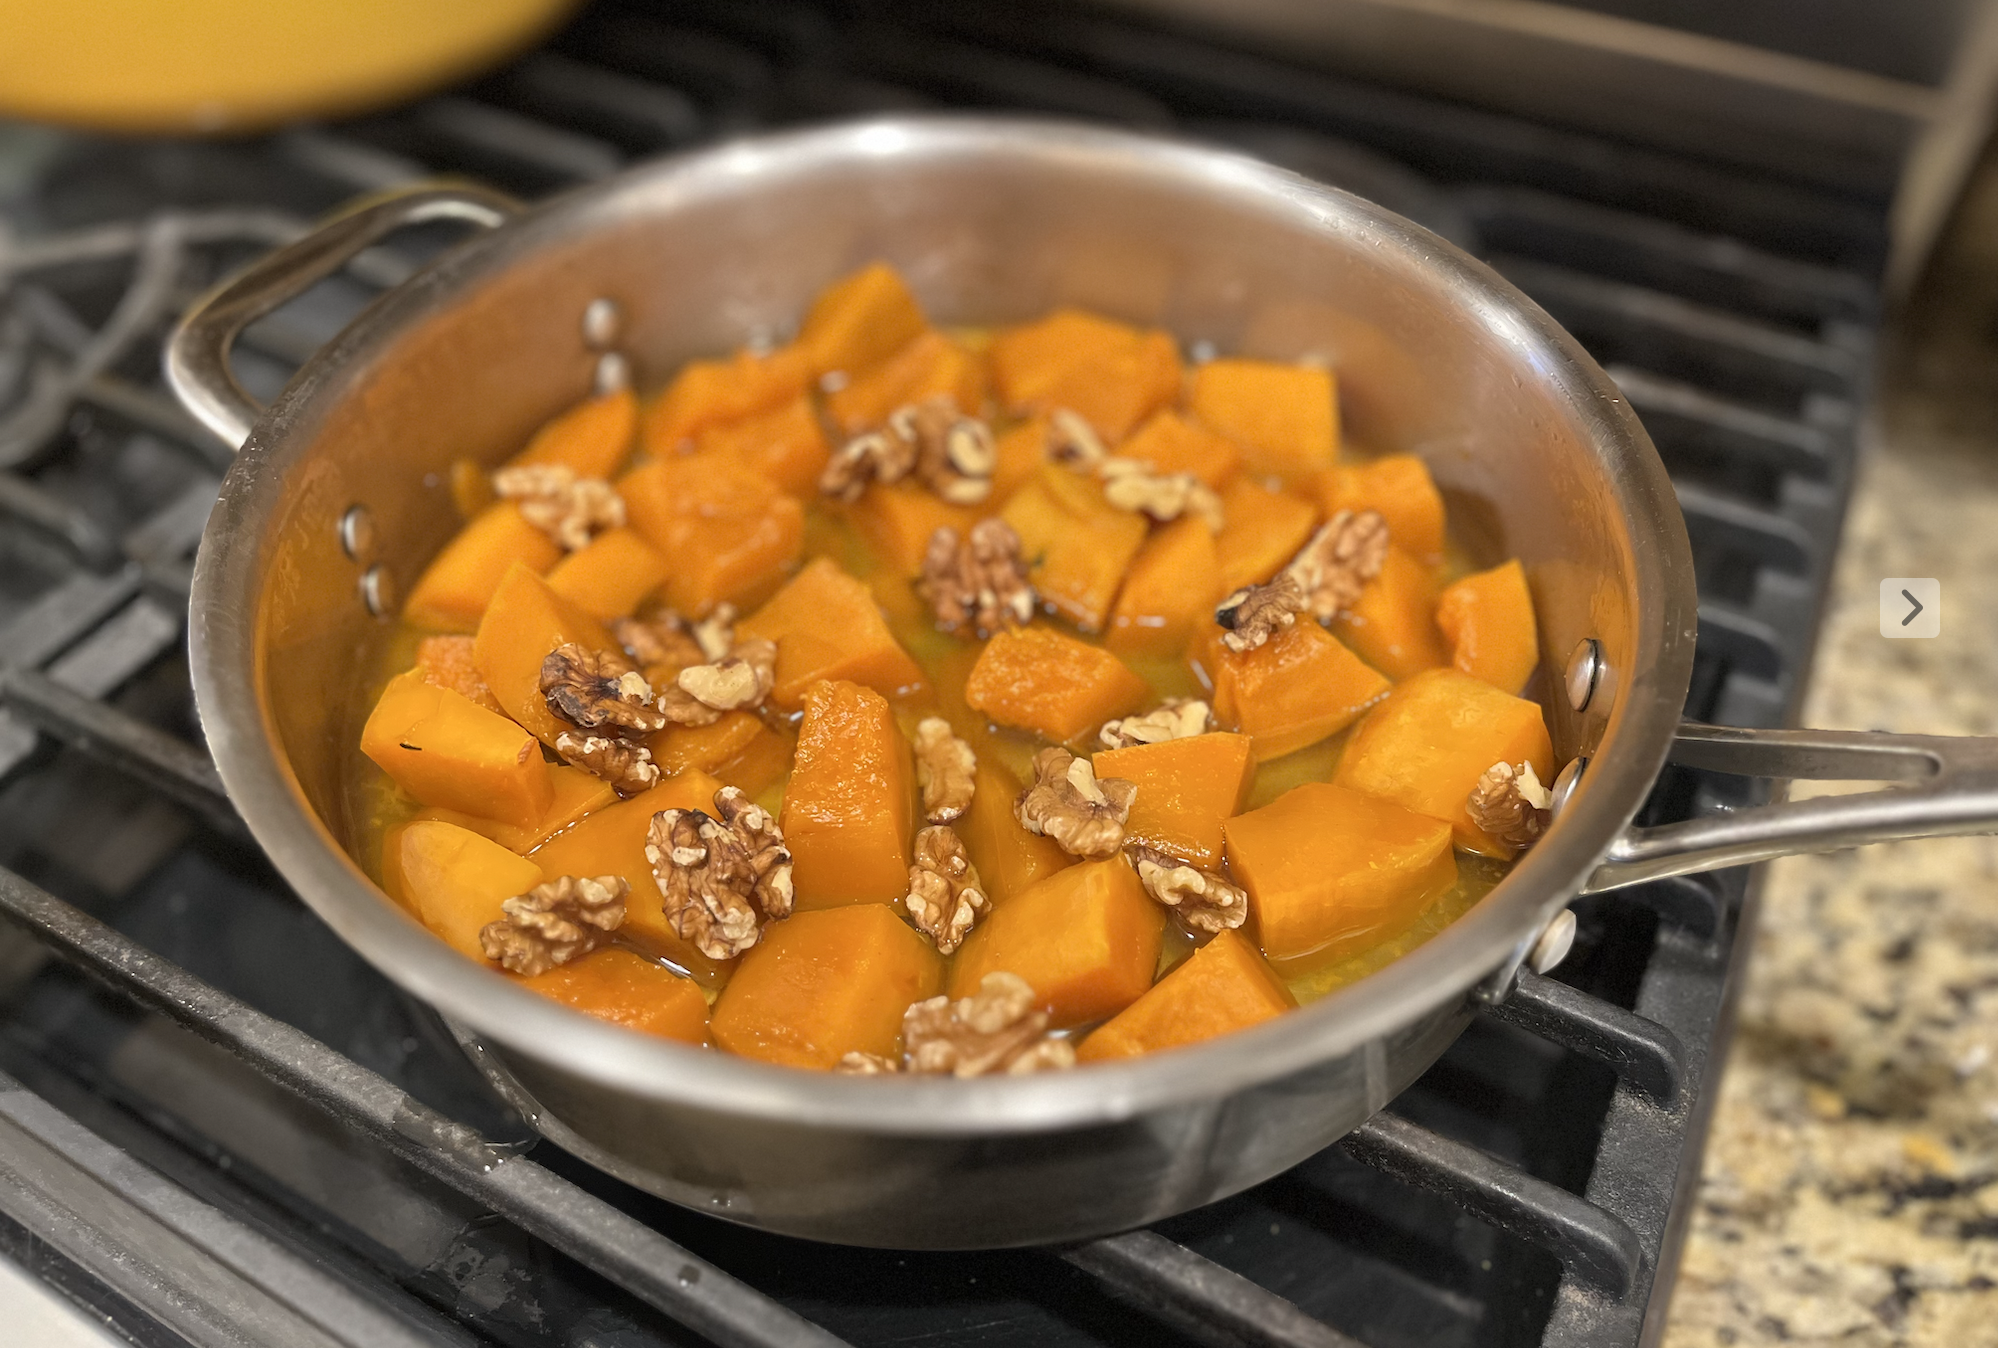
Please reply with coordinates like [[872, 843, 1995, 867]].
[[358, 565, 394, 618], [1566, 638, 1603, 712], [1528, 909, 1577, 974], [582, 297, 620, 350], [337, 504, 374, 561], [594, 350, 630, 396], [1551, 756, 1587, 816]]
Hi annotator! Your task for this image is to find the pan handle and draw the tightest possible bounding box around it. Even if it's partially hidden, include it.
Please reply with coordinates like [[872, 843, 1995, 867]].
[[1583, 721, 1998, 893], [165, 182, 520, 451]]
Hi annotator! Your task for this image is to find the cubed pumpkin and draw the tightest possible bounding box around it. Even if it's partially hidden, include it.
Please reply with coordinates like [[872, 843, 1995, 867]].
[[948, 859, 1164, 1029], [1316, 455, 1446, 564], [1434, 559, 1539, 695], [472, 562, 617, 749], [1093, 732, 1255, 870], [1000, 463, 1149, 632], [509, 387, 637, 479], [389, 820, 544, 961], [991, 415, 1050, 503], [619, 453, 804, 615], [544, 527, 671, 623], [647, 711, 795, 797], [964, 626, 1148, 744], [692, 394, 831, 499], [1190, 622, 1389, 761], [1076, 929, 1294, 1061], [1115, 409, 1242, 489], [1224, 782, 1456, 961], [782, 680, 915, 909], [843, 481, 985, 578], [711, 904, 942, 1069], [642, 345, 811, 452], [415, 634, 504, 714], [518, 948, 711, 1045], [361, 671, 552, 828], [1212, 480, 1320, 595], [797, 262, 929, 378], [1105, 516, 1222, 658], [1334, 545, 1448, 681], [738, 557, 924, 710], [1189, 358, 1337, 476], [957, 757, 1075, 904], [826, 329, 987, 434], [989, 309, 1180, 441], [417, 763, 614, 853], [1333, 667, 1554, 856], [403, 503, 562, 632]]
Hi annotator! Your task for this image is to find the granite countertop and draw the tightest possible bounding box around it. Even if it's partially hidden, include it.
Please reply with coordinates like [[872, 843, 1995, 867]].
[[1663, 158, 1998, 1347]]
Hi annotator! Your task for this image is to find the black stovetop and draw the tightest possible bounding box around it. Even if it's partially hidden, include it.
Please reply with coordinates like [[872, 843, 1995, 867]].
[[0, 3, 1876, 1346]]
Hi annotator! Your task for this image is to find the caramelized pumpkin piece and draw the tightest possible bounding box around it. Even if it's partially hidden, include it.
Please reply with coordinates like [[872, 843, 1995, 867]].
[[1191, 622, 1389, 761], [415, 634, 504, 714], [1093, 732, 1255, 870], [526, 770, 731, 986], [1000, 463, 1148, 631], [509, 387, 637, 479], [361, 671, 552, 828], [647, 711, 794, 797], [1212, 480, 1320, 595], [642, 345, 811, 452], [783, 680, 915, 909], [844, 481, 984, 578], [1105, 516, 1222, 658], [711, 904, 943, 1068], [949, 859, 1164, 1029], [403, 503, 562, 632], [1334, 545, 1448, 681], [990, 309, 1181, 441], [1225, 782, 1455, 962], [964, 627, 1148, 744], [958, 758, 1074, 904], [1115, 409, 1242, 489], [518, 947, 711, 1045], [1316, 454, 1445, 564], [1077, 929, 1294, 1061], [390, 820, 543, 961], [1434, 559, 1539, 695], [619, 452, 805, 615], [692, 394, 831, 499], [417, 764, 614, 854], [991, 415, 1050, 503], [471, 563, 617, 749], [738, 557, 924, 710], [826, 329, 987, 434], [1333, 667, 1554, 856], [544, 527, 670, 623], [797, 262, 929, 378], [1189, 358, 1337, 476]]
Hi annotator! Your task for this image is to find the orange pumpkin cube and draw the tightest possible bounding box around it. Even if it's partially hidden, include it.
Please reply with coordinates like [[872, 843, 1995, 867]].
[[797, 262, 929, 378], [1225, 782, 1456, 961], [782, 680, 915, 909], [509, 387, 637, 479], [471, 563, 617, 749], [844, 481, 984, 578], [692, 395, 831, 499], [415, 634, 505, 714], [619, 453, 804, 615], [1093, 731, 1255, 870], [1191, 622, 1389, 761], [1334, 545, 1448, 681], [957, 757, 1074, 904], [389, 820, 544, 961], [518, 948, 711, 1045], [826, 329, 987, 434], [991, 415, 1050, 503], [990, 309, 1181, 441], [711, 904, 943, 1069], [642, 345, 811, 452], [544, 527, 670, 623], [1334, 667, 1554, 856], [527, 769, 732, 986], [416, 764, 614, 854], [1316, 455, 1446, 564], [1000, 464, 1149, 632], [403, 503, 562, 632], [738, 557, 924, 710], [1115, 409, 1242, 489], [1189, 358, 1337, 476], [1213, 480, 1320, 595], [964, 627, 1148, 744], [1435, 559, 1540, 695], [1077, 929, 1294, 1061], [647, 711, 794, 797], [1105, 516, 1222, 658], [948, 859, 1164, 1028], [361, 671, 552, 828]]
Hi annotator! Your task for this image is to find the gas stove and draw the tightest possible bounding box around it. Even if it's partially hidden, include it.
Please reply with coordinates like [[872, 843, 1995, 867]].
[[0, 3, 1876, 1345]]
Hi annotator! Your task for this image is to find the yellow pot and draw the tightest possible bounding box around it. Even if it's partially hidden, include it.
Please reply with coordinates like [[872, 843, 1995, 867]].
[[0, 0, 578, 133]]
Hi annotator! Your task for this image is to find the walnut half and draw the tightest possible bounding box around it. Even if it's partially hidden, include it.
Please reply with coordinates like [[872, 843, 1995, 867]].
[[645, 786, 794, 960], [912, 718, 976, 823], [554, 731, 661, 796], [493, 463, 625, 551], [656, 636, 777, 727], [1215, 572, 1308, 653], [904, 972, 1076, 1077], [1283, 509, 1389, 622], [918, 519, 1035, 637], [1126, 843, 1248, 934], [478, 874, 628, 975], [1468, 760, 1554, 852], [1099, 698, 1212, 750], [1016, 747, 1137, 860], [904, 825, 989, 955], [1097, 457, 1224, 530], [541, 644, 668, 735]]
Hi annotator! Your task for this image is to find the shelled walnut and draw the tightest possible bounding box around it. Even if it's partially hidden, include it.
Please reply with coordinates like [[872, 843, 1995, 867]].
[[541, 644, 669, 735], [1097, 457, 1224, 530], [918, 519, 1036, 637], [888, 396, 996, 505], [1099, 698, 1212, 750], [645, 786, 794, 960], [1125, 843, 1248, 934], [1282, 509, 1389, 622], [833, 1052, 902, 1075], [903, 972, 1075, 1077], [1215, 573, 1307, 653], [904, 826, 989, 955], [1015, 747, 1137, 860], [655, 637, 777, 727], [553, 731, 661, 796], [478, 875, 628, 976], [1045, 408, 1107, 469], [613, 613, 705, 671], [493, 463, 624, 550], [1468, 760, 1553, 852], [912, 718, 976, 823]]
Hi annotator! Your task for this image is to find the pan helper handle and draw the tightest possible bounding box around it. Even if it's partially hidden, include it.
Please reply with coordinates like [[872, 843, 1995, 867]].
[[1584, 722, 1998, 893], [165, 182, 519, 451]]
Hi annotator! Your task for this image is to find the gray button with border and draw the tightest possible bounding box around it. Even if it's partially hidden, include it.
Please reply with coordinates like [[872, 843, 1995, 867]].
[[1880, 578, 1940, 638]]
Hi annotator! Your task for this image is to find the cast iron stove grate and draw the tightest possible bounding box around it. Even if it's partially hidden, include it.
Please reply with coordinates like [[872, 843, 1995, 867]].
[[0, 2, 1877, 1345]]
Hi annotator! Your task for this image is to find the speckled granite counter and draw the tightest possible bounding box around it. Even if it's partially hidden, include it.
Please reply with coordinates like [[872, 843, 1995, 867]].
[[1663, 163, 1998, 1347]]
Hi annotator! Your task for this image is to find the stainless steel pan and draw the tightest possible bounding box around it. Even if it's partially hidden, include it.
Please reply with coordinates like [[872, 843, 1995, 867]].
[[166, 118, 1998, 1249]]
